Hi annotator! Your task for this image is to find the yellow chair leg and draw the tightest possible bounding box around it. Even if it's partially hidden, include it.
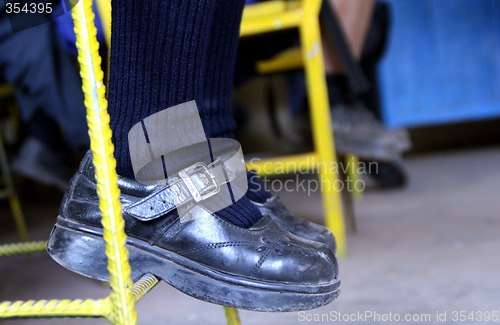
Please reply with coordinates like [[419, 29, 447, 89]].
[[300, 8, 346, 257], [345, 154, 362, 200], [8, 195, 28, 242], [0, 133, 29, 242], [224, 307, 241, 325]]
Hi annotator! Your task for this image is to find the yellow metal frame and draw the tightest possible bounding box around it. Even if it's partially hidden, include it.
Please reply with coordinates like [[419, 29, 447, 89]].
[[0, 84, 29, 243], [0, 134, 29, 243], [0, 0, 241, 323], [242, 0, 347, 256], [345, 154, 362, 200]]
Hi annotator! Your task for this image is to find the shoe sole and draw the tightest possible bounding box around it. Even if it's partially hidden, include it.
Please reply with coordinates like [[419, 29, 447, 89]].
[[47, 217, 340, 312]]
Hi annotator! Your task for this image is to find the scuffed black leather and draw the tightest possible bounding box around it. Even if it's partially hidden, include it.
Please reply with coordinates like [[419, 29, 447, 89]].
[[58, 151, 338, 285], [252, 196, 337, 254]]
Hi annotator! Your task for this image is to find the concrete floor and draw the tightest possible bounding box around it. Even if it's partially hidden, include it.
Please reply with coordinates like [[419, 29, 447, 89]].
[[1, 146, 499, 325]]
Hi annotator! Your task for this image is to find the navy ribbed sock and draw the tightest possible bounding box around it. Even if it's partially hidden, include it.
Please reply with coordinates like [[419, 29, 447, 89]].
[[200, 1, 272, 204], [201, 0, 264, 226], [108, 0, 216, 177], [246, 170, 272, 203], [107, 0, 262, 228]]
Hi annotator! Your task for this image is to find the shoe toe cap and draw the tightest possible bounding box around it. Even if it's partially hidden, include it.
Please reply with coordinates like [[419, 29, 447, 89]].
[[285, 218, 338, 254], [318, 228, 337, 254], [253, 234, 338, 285]]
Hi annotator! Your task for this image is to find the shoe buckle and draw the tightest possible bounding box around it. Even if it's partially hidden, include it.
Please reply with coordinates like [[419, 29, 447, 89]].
[[179, 162, 220, 202]]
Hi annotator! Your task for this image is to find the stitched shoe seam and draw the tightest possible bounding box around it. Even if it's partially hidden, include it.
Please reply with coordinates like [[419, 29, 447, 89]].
[[179, 241, 256, 255], [250, 233, 285, 276], [150, 217, 178, 245]]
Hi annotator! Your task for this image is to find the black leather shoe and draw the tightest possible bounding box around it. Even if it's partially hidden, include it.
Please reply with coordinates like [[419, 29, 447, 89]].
[[47, 152, 340, 311], [251, 196, 337, 254]]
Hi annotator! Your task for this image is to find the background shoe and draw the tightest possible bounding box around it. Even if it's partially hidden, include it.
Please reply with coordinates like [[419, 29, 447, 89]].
[[11, 137, 71, 191], [364, 160, 407, 189], [251, 196, 337, 254], [47, 152, 340, 312], [331, 103, 411, 161]]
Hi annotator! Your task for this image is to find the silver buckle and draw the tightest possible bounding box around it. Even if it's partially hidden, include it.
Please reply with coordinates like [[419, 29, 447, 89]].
[[178, 162, 220, 202]]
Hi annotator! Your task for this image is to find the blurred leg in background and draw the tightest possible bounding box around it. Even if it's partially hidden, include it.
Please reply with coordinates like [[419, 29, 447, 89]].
[[0, 13, 88, 191], [322, 0, 410, 188]]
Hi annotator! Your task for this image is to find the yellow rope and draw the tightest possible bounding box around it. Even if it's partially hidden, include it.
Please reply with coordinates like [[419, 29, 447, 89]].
[[0, 241, 46, 257]]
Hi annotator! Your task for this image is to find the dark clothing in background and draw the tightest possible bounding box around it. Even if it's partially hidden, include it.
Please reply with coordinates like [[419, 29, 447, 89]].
[[0, 7, 88, 149]]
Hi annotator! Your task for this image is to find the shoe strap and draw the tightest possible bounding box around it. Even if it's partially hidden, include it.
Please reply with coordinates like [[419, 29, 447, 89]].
[[124, 140, 246, 221]]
